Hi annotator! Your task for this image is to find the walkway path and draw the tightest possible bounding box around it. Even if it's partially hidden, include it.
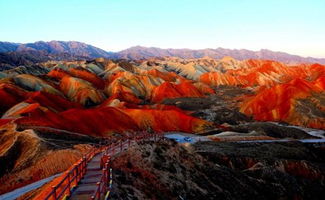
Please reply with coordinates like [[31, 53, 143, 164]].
[[69, 153, 103, 200], [33, 132, 163, 200], [69, 141, 129, 200], [69, 133, 160, 200]]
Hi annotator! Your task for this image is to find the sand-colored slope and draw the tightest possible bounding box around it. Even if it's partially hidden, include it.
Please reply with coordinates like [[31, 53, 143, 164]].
[[0, 124, 92, 194]]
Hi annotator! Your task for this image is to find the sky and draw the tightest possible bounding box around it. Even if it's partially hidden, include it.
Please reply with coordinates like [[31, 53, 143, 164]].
[[0, 0, 324, 57]]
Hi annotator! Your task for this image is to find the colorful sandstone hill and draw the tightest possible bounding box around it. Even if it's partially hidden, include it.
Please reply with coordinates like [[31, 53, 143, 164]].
[[0, 56, 324, 136], [0, 56, 324, 195]]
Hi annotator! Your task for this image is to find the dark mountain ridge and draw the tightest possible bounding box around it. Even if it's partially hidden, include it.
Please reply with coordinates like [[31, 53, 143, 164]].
[[0, 50, 90, 71], [13, 40, 113, 58], [0, 42, 20, 52], [0, 41, 113, 69], [1, 41, 325, 65]]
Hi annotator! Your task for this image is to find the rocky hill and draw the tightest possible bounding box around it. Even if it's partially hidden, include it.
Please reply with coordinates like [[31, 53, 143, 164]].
[[111, 140, 325, 200]]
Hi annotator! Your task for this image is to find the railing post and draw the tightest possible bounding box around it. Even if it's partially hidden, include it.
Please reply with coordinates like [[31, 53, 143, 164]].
[[82, 156, 86, 175], [67, 172, 71, 196], [103, 168, 107, 193], [97, 182, 101, 199], [81, 158, 84, 175], [52, 186, 57, 199], [74, 163, 79, 183], [105, 162, 109, 191], [82, 158, 85, 174]]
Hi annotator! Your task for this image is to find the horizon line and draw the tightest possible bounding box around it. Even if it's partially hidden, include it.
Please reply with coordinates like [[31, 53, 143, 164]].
[[1, 39, 325, 59]]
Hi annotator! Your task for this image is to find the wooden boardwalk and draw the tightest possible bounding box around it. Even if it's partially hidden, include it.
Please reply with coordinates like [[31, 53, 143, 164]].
[[36, 132, 163, 200], [69, 153, 104, 200], [69, 140, 127, 199]]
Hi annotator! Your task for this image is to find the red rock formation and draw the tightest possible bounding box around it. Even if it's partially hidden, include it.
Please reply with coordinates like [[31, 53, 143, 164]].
[[48, 67, 105, 89], [68, 67, 105, 89], [47, 68, 71, 80], [240, 77, 325, 128], [104, 68, 213, 103], [105, 72, 163, 101], [25, 91, 82, 112], [2, 102, 41, 119], [105, 71, 126, 84], [193, 82, 215, 95], [101, 92, 141, 106], [14, 104, 212, 135], [0, 83, 27, 114], [120, 108, 212, 133], [60, 76, 106, 106], [200, 72, 241, 86], [13, 74, 63, 96], [151, 81, 204, 103], [0, 119, 13, 127], [144, 69, 179, 82], [15, 107, 140, 137], [200, 59, 325, 88]]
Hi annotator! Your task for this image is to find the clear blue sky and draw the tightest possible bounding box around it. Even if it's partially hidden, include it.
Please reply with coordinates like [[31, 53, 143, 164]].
[[0, 0, 324, 57]]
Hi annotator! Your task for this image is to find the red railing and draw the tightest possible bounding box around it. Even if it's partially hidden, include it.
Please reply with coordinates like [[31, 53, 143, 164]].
[[41, 131, 164, 200], [91, 156, 111, 200], [91, 132, 164, 200], [43, 147, 102, 200]]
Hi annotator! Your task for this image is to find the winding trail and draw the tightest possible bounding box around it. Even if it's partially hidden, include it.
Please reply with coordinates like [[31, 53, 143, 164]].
[[69, 139, 132, 200], [34, 132, 163, 200], [69, 153, 103, 200]]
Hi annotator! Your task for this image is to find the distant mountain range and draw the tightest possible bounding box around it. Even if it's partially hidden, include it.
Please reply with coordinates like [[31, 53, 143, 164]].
[[116, 46, 325, 64], [0, 41, 111, 69], [1, 41, 325, 66], [0, 41, 113, 58], [0, 50, 91, 71]]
